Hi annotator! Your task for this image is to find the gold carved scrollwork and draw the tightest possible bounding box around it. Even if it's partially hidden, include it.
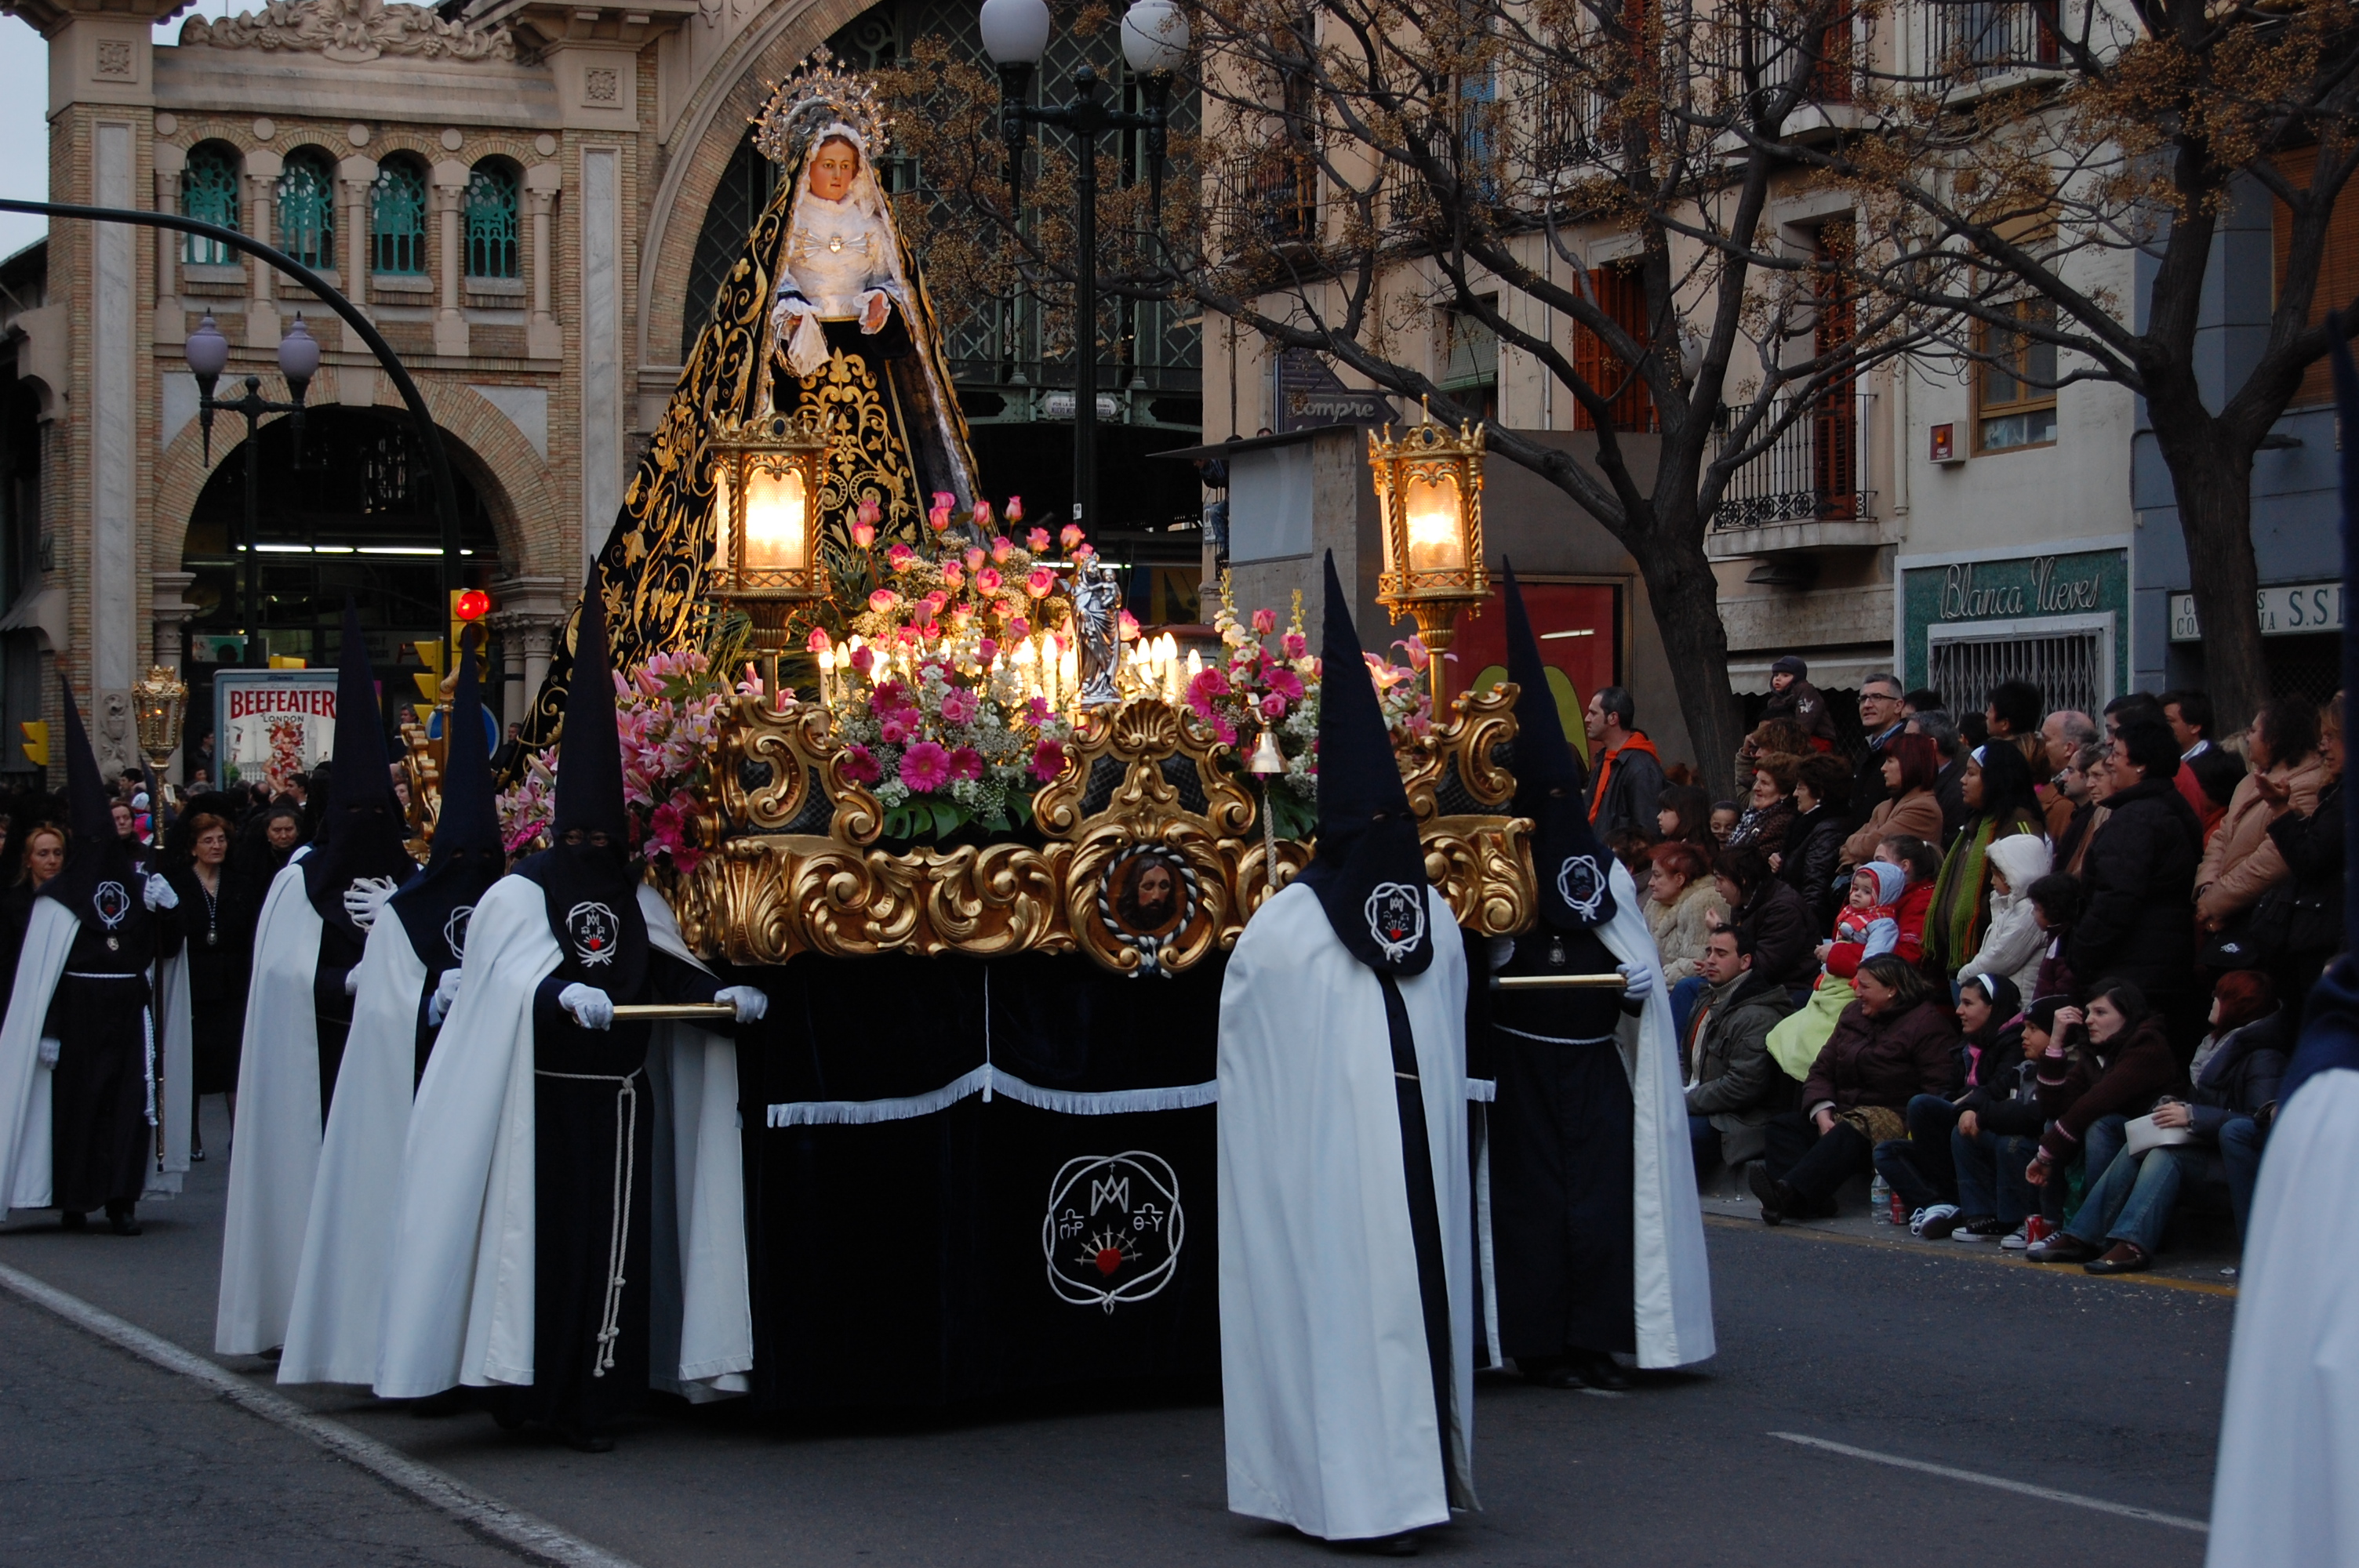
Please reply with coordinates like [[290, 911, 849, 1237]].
[[671, 686, 1543, 975]]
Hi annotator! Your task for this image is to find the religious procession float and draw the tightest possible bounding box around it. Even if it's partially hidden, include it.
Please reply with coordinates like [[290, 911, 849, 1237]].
[[396, 52, 1542, 1409]]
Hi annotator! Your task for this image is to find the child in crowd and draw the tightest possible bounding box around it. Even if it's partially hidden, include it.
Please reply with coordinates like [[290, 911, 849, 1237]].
[[1876, 971, 2024, 1236], [1932, 993, 2074, 1244], [1955, 833, 2052, 1000], [1765, 859, 1910, 1080], [1710, 801, 1741, 845], [2025, 873, 2083, 1003], [1872, 835, 1939, 968]]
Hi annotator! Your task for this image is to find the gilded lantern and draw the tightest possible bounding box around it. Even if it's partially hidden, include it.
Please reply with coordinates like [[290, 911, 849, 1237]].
[[708, 405, 830, 652], [1368, 406, 1488, 701]]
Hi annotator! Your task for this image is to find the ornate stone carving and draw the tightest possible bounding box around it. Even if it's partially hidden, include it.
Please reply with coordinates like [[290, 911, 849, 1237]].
[[180, 0, 516, 64]]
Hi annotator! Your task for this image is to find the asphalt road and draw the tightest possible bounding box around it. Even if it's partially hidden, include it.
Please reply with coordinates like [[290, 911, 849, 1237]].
[[0, 1098, 2230, 1567]]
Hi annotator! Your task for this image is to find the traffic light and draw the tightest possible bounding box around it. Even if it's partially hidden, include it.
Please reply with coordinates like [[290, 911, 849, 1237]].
[[413, 590, 492, 724], [450, 588, 490, 684]]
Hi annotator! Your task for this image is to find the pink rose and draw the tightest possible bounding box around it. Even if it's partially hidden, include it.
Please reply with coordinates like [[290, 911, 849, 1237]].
[[996, 598, 1020, 621], [940, 687, 980, 725], [848, 644, 874, 674], [991, 535, 1015, 564], [868, 589, 900, 615], [840, 743, 881, 786], [976, 567, 1003, 595], [1281, 632, 1307, 660], [1029, 738, 1066, 784], [923, 590, 950, 618], [1118, 610, 1141, 641], [948, 745, 984, 782], [1252, 608, 1278, 635], [941, 563, 965, 590], [1072, 542, 1096, 563], [900, 740, 954, 793], [887, 543, 917, 572], [805, 626, 833, 654], [976, 637, 1000, 664], [1261, 693, 1289, 720], [851, 518, 877, 550], [1008, 615, 1030, 638], [1061, 524, 1085, 550], [965, 546, 987, 573], [1027, 528, 1051, 551], [1005, 495, 1024, 522], [879, 709, 921, 745], [928, 503, 952, 532], [972, 500, 995, 530], [1024, 568, 1056, 599]]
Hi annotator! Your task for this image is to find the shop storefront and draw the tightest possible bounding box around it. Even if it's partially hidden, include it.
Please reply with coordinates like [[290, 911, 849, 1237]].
[[2169, 579, 2346, 706], [1897, 542, 2131, 716]]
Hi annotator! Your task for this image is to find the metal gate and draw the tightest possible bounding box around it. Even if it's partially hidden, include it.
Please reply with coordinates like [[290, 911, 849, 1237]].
[[1928, 627, 2109, 718]]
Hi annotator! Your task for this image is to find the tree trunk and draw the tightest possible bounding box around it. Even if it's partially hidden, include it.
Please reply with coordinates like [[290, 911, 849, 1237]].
[[1624, 519, 1750, 798], [2148, 405, 2270, 732]]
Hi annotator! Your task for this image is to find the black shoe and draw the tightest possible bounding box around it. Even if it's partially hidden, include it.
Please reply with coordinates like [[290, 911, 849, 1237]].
[[1568, 1350, 1630, 1391], [58, 1210, 86, 1232], [1516, 1356, 1582, 1389], [554, 1421, 614, 1454], [1365, 1534, 1420, 1556], [1748, 1163, 1789, 1225], [191, 1145, 206, 1163], [106, 1205, 141, 1236]]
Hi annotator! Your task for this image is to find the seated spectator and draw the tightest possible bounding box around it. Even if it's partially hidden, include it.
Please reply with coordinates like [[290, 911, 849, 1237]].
[[1729, 752, 1801, 853], [1765, 861, 1913, 1081], [1923, 741, 2047, 980], [1874, 834, 1940, 967], [1760, 656, 1840, 751], [2266, 691, 2343, 1032], [1684, 926, 1800, 1174], [1839, 732, 1944, 872], [2070, 723, 2204, 1032], [1644, 840, 1727, 989], [1875, 971, 2023, 1233], [2031, 973, 2286, 1272], [1955, 833, 2051, 999], [1656, 782, 1718, 852], [1709, 801, 1741, 844], [1751, 954, 1960, 1223], [2196, 697, 2324, 938], [1712, 845, 1817, 992], [2023, 982, 2185, 1256], [1906, 709, 1968, 848], [2052, 741, 2110, 874], [2026, 872, 2081, 1002], [1772, 751, 1852, 935], [1941, 993, 2071, 1245]]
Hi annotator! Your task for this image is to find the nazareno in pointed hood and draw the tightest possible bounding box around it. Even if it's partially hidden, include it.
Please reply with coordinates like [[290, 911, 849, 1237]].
[[514, 587, 647, 996], [1294, 552, 1434, 975], [1503, 560, 1617, 931], [302, 601, 419, 935], [41, 676, 145, 937], [388, 623, 507, 982]]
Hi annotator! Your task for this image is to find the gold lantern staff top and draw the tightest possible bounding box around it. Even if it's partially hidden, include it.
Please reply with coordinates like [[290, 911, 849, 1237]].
[[708, 405, 831, 688], [1369, 398, 1488, 706], [132, 664, 189, 790]]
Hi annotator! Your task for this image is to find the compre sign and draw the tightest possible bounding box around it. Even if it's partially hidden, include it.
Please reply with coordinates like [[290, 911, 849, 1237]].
[[2169, 582, 2343, 642]]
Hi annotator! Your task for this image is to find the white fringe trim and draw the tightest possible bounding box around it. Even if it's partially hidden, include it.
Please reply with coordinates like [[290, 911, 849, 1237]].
[[766, 1066, 1216, 1127], [1465, 1077, 1497, 1103]]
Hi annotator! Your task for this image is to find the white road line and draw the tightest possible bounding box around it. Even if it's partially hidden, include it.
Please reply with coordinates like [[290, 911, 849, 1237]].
[[1771, 1432, 2209, 1534], [0, 1260, 645, 1568]]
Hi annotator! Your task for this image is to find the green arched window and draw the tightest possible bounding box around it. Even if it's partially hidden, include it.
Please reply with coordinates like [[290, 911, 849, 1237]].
[[275, 149, 336, 270], [372, 157, 429, 276], [464, 161, 520, 280], [180, 143, 242, 267]]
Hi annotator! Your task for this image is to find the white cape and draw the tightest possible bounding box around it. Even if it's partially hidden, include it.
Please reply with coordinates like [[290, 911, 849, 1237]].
[[2207, 1065, 2359, 1563], [277, 913, 429, 1385], [1217, 880, 1474, 1541], [0, 895, 189, 1213], [375, 878, 752, 1403], [216, 859, 326, 1354]]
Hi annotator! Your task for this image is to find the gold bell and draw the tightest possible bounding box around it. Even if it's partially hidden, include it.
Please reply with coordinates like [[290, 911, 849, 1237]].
[[1248, 727, 1286, 778]]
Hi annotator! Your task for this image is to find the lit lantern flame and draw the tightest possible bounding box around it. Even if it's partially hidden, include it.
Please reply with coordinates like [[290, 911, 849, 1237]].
[[742, 464, 808, 572], [1402, 475, 1465, 573]]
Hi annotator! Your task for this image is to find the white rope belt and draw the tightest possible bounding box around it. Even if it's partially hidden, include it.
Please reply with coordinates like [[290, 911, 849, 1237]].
[[64, 971, 145, 978], [536, 1068, 640, 1379], [1496, 1025, 1618, 1047]]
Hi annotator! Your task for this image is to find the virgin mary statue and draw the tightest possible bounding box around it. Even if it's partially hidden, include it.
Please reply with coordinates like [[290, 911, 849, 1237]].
[[513, 52, 979, 755]]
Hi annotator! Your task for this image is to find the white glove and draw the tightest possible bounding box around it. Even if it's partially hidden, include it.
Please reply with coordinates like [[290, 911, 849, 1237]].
[[144, 873, 179, 911], [36, 1036, 59, 1066], [1616, 958, 1659, 997], [714, 985, 769, 1023], [559, 982, 614, 1031], [343, 876, 399, 932], [426, 966, 464, 1027], [343, 964, 363, 997]]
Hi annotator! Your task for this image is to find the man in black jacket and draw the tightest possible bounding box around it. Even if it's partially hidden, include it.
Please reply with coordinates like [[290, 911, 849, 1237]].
[[1845, 673, 1908, 835], [2070, 720, 2205, 1042], [1684, 927, 1800, 1174]]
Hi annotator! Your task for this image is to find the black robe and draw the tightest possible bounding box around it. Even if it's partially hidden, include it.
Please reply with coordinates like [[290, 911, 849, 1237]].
[[166, 866, 245, 1097], [1485, 927, 1637, 1361], [45, 889, 180, 1213]]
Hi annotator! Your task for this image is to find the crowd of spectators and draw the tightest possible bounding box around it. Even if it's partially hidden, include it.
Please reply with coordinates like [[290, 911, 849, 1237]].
[[1614, 662, 2348, 1276]]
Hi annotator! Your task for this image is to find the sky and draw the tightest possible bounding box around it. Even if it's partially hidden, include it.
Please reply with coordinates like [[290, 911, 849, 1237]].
[[0, 7, 256, 263]]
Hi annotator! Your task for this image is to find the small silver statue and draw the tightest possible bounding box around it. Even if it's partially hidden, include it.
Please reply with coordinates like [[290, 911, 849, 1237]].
[[1074, 558, 1123, 708]]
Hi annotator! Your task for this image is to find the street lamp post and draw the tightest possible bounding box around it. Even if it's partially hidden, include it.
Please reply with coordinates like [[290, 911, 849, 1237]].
[[980, 0, 1188, 538], [183, 313, 321, 669]]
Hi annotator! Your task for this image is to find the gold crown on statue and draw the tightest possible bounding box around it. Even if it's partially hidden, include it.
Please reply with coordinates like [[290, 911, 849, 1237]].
[[752, 47, 892, 167]]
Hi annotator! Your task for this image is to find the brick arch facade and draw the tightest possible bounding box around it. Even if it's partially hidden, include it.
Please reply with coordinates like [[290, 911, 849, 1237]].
[[634, 0, 884, 372], [151, 378, 565, 586]]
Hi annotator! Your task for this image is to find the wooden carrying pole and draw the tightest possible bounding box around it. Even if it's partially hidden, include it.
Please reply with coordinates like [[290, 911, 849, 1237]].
[[609, 1002, 742, 1022], [1488, 973, 1629, 990]]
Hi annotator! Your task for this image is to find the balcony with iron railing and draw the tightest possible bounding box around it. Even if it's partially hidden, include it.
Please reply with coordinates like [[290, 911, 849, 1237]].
[[1707, 390, 1892, 556], [1234, 148, 1321, 249], [1924, 0, 2061, 88]]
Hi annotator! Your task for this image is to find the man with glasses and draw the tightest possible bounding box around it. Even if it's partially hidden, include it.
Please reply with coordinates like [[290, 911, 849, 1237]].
[[1846, 675, 1907, 834]]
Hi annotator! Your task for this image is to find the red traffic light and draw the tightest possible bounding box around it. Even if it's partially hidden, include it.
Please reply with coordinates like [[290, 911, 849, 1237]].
[[453, 589, 492, 622]]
